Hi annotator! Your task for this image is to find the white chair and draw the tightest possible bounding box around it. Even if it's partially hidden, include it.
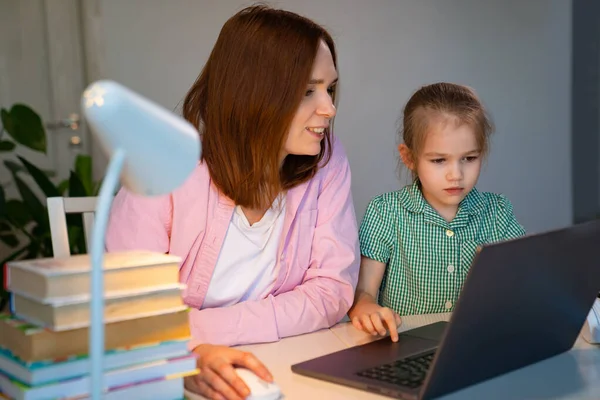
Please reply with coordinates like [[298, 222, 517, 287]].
[[47, 197, 98, 257]]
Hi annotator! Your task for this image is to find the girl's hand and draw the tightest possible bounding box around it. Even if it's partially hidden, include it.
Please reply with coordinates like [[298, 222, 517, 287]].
[[185, 344, 273, 400], [349, 300, 402, 342], [349, 256, 400, 340]]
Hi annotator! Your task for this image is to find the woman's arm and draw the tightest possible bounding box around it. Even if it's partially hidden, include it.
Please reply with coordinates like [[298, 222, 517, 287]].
[[187, 140, 360, 347]]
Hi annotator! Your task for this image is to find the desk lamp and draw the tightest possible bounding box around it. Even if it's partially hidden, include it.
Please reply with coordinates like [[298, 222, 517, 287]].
[[81, 80, 200, 399]]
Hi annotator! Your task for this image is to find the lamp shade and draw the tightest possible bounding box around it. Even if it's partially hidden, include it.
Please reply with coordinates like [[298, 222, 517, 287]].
[[81, 80, 200, 196]]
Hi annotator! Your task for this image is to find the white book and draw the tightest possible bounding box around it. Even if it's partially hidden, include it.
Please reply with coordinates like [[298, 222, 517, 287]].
[[11, 284, 187, 331], [6, 251, 182, 302]]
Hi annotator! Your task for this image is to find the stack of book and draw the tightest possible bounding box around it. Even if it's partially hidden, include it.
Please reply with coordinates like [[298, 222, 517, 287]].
[[0, 251, 197, 399]]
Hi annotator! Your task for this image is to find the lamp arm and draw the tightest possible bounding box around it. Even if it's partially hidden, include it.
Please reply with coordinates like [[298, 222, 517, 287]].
[[89, 148, 125, 399]]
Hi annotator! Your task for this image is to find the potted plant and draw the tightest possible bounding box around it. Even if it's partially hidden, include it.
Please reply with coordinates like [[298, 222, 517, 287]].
[[0, 104, 100, 311]]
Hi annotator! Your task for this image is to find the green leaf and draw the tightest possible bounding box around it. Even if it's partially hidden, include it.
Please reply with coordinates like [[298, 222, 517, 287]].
[[0, 221, 11, 232], [13, 175, 46, 227], [0, 232, 19, 247], [68, 170, 87, 197], [74, 155, 93, 195], [5, 200, 33, 227], [1, 105, 46, 153], [41, 236, 54, 257], [0, 220, 18, 248], [57, 179, 69, 195], [32, 223, 51, 244], [67, 225, 86, 254], [93, 180, 103, 196], [0, 109, 13, 134], [0, 140, 15, 151], [24, 241, 41, 259], [17, 156, 60, 198], [43, 169, 57, 178]]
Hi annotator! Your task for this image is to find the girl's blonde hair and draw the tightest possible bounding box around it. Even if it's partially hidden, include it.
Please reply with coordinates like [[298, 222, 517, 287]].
[[400, 82, 494, 165]]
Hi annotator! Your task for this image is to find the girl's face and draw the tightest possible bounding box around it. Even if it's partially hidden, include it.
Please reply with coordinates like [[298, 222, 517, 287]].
[[281, 40, 338, 162], [401, 118, 482, 222]]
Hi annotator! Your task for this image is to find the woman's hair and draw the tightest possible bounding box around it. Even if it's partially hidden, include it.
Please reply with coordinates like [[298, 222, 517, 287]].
[[183, 4, 337, 209], [400, 82, 494, 164]]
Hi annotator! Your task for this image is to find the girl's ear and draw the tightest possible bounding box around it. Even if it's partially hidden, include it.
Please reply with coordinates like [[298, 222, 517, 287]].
[[398, 144, 415, 171]]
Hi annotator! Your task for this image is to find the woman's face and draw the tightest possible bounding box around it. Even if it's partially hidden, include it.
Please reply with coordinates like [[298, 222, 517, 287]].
[[282, 40, 338, 161]]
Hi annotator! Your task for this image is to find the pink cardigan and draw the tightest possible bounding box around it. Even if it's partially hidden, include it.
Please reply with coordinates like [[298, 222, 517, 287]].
[[105, 137, 360, 348]]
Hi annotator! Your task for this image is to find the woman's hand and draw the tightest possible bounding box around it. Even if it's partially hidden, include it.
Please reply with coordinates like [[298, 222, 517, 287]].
[[349, 295, 401, 342], [184, 344, 273, 400]]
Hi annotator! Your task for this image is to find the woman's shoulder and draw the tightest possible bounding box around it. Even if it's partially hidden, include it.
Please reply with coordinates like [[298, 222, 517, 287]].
[[114, 162, 211, 209], [319, 134, 349, 170], [172, 161, 211, 194]]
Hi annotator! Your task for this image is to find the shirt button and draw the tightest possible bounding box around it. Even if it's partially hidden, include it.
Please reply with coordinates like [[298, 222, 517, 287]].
[[445, 229, 454, 237], [447, 265, 455, 273], [445, 301, 453, 309]]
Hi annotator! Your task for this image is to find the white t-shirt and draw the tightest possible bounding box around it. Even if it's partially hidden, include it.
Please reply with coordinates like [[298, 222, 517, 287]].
[[202, 197, 286, 308]]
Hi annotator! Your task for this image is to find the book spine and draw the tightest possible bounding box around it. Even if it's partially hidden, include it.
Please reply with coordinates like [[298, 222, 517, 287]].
[[8, 293, 14, 315], [4, 264, 12, 314]]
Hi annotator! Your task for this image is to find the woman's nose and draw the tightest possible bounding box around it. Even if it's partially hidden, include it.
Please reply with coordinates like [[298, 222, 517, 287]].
[[317, 95, 336, 119]]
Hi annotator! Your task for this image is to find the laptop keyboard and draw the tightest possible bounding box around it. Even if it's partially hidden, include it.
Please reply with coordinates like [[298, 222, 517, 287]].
[[356, 351, 435, 388]]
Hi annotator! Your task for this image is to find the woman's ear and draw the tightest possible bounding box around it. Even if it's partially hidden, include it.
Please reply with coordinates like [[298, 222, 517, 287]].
[[398, 144, 415, 171]]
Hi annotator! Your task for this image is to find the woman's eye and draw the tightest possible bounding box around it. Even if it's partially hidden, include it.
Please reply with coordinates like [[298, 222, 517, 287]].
[[305, 89, 314, 97]]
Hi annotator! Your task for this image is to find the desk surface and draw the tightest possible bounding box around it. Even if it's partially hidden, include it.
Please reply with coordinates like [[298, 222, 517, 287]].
[[193, 313, 600, 400]]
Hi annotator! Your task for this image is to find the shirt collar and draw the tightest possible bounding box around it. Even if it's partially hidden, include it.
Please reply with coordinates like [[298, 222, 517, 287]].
[[399, 180, 486, 224]]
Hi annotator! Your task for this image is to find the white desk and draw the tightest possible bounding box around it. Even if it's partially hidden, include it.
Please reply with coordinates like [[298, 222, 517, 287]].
[[190, 314, 600, 399], [237, 327, 388, 400]]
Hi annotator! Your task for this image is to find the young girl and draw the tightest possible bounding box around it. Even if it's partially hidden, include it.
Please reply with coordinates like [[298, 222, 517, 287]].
[[348, 82, 525, 342]]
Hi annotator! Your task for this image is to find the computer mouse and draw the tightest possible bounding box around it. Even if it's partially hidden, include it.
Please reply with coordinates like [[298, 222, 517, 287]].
[[234, 367, 282, 400], [182, 369, 283, 400]]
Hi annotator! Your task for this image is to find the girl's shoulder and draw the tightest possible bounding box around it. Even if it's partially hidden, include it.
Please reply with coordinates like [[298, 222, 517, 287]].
[[366, 189, 406, 212], [475, 190, 518, 216]]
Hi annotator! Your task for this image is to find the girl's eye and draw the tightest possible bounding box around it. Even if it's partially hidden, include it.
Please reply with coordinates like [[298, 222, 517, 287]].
[[327, 86, 336, 96], [431, 159, 445, 164], [464, 156, 479, 162], [305, 89, 314, 97]]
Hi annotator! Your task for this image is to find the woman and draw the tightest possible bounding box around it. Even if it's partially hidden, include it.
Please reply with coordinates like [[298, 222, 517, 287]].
[[106, 5, 359, 400]]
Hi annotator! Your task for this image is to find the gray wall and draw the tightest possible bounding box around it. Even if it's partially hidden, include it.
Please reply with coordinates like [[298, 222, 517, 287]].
[[98, 0, 572, 234]]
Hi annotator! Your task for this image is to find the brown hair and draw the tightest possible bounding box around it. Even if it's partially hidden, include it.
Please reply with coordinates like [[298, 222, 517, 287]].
[[182, 4, 337, 209], [401, 82, 493, 165]]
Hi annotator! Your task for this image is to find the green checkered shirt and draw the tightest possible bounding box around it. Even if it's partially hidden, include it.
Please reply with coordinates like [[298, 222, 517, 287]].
[[359, 181, 525, 316]]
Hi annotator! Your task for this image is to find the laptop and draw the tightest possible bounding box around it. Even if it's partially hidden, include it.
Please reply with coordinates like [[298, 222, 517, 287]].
[[291, 219, 600, 399]]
